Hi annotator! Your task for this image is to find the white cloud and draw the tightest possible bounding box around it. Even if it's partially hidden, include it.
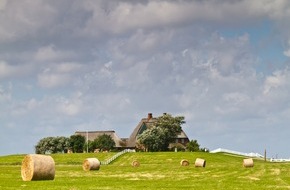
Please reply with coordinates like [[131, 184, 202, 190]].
[[58, 102, 81, 116], [223, 92, 250, 106], [37, 71, 71, 88], [0, 0, 57, 42], [263, 70, 286, 95], [0, 61, 34, 79], [79, 0, 290, 37], [55, 62, 83, 73], [0, 0, 7, 10], [34, 45, 60, 62], [37, 62, 83, 88], [255, 0, 290, 20], [0, 61, 15, 78], [34, 45, 74, 62], [284, 49, 290, 57], [0, 0, 288, 41], [10, 98, 42, 116], [283, 40, 290, 57]]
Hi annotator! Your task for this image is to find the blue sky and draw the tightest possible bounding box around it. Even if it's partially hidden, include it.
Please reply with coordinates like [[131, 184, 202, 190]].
[[1, 0, 290, 158]]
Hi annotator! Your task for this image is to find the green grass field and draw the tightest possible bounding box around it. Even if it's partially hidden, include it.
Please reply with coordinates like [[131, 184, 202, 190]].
[[0, 152, 290, 189]]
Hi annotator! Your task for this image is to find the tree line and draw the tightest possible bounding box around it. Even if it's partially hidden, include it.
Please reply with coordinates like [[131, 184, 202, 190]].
[[35, 134, 115, 154], [35, 113, 205, 154]]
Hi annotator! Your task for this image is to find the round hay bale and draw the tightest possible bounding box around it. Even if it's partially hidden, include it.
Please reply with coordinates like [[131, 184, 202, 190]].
[[83, 158, 100, 171], [131, 160, 140, 167], [243, 158, 254, 167], [180, 159, 190, 166], [195, 158, 206, 167], [21, 154, 55, 181]]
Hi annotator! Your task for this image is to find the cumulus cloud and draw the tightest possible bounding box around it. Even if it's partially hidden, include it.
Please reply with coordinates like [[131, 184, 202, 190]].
[[283, 40, 290, 57], [284, 49, 290, 57], [37, 72, 71, 88], [0, 61, 34, 79], [263, 71, 285, 95], [0, 61, 17, 78], [0, 0, 7, 10], [55, 62, 83, 73], [37, 62, 83, 88], [58, 101, 82, 116], [0, 0, 57, 42], [34, 45, 75, 62], [263, 69, 290, 95], [0, 0, 288, 39], [78, 0, 290, 36]]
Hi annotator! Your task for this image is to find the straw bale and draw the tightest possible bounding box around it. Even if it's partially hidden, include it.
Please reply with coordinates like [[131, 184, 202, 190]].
[[243, 158, 254, 167], [195, 158, 206, 167], [180, 159, 190, 166], [83, 158, 100, 171], [131, 160, 140, 167], [21, 154, 55, 181]]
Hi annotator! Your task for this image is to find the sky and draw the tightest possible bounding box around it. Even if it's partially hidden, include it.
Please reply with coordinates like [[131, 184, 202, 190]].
[[1, 0, 290, 158]]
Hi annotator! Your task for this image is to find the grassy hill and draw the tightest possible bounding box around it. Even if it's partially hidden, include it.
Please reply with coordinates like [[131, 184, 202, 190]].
[[0, 152, 289, 189]]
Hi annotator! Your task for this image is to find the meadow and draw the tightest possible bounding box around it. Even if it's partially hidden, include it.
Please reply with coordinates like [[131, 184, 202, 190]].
[[0, 151, 290, 189]]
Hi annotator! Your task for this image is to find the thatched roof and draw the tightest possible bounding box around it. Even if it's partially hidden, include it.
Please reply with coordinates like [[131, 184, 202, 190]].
[[177, 130, 189, 139], [127, 113, 190, 148], [127, 114, 157, 148], [75, 130, 123, 147]]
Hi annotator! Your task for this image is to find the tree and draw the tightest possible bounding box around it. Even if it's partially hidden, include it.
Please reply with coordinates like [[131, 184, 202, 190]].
[[137, 126, 166, 151], [35, 136, 70, 154], [56, 136, 70, 153], [92, 134, 115, 151], [35, 137, 51, 154], [69, 135, 85, 153], [186, 140, 200, 152], [85, 140, 95, 153], [137, 113, 185, 151], [154, 113, 184, 149]]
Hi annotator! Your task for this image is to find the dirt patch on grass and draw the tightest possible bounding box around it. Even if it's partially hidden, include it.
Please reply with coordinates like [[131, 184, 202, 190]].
[[270, 168, 281, 175], [127, 177, 141, 181], [57, 170, 92, 178], [238, 176, 260, 181], [107, 172, 166, 181]]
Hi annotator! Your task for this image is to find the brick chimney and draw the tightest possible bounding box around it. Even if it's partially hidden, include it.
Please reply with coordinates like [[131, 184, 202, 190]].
[[147, 113, 153, 120]]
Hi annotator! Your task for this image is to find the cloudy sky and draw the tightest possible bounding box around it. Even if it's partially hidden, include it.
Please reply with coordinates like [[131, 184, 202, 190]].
[[1, 0, 290, 158]]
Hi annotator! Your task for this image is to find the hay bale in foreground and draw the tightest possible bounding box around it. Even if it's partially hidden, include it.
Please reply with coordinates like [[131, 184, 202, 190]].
[[83, 158, 100, 171], [243, 158, 254, 167], [131, 160, 140, 167], [21, 154, 55, 181], [180, 159, 190, 166], [195, 158, 206, 167]]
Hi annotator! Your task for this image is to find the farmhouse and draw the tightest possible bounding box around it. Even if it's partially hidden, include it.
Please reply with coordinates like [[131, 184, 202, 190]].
[[127, 113, 190, 149], [75, 113, 190, 150]]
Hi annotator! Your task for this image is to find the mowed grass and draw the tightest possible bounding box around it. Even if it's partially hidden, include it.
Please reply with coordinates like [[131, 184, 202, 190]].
[[0, 152, 290, 189]]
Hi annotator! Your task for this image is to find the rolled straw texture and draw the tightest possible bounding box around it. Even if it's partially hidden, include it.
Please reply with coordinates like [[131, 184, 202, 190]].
[[180, 159, 190, 166], [243, 158, 254, 167], [21, 154, 55, 181], [83, 158, 100, 171], [131, 160, 140, 167], [195, 158, 206, 167]]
